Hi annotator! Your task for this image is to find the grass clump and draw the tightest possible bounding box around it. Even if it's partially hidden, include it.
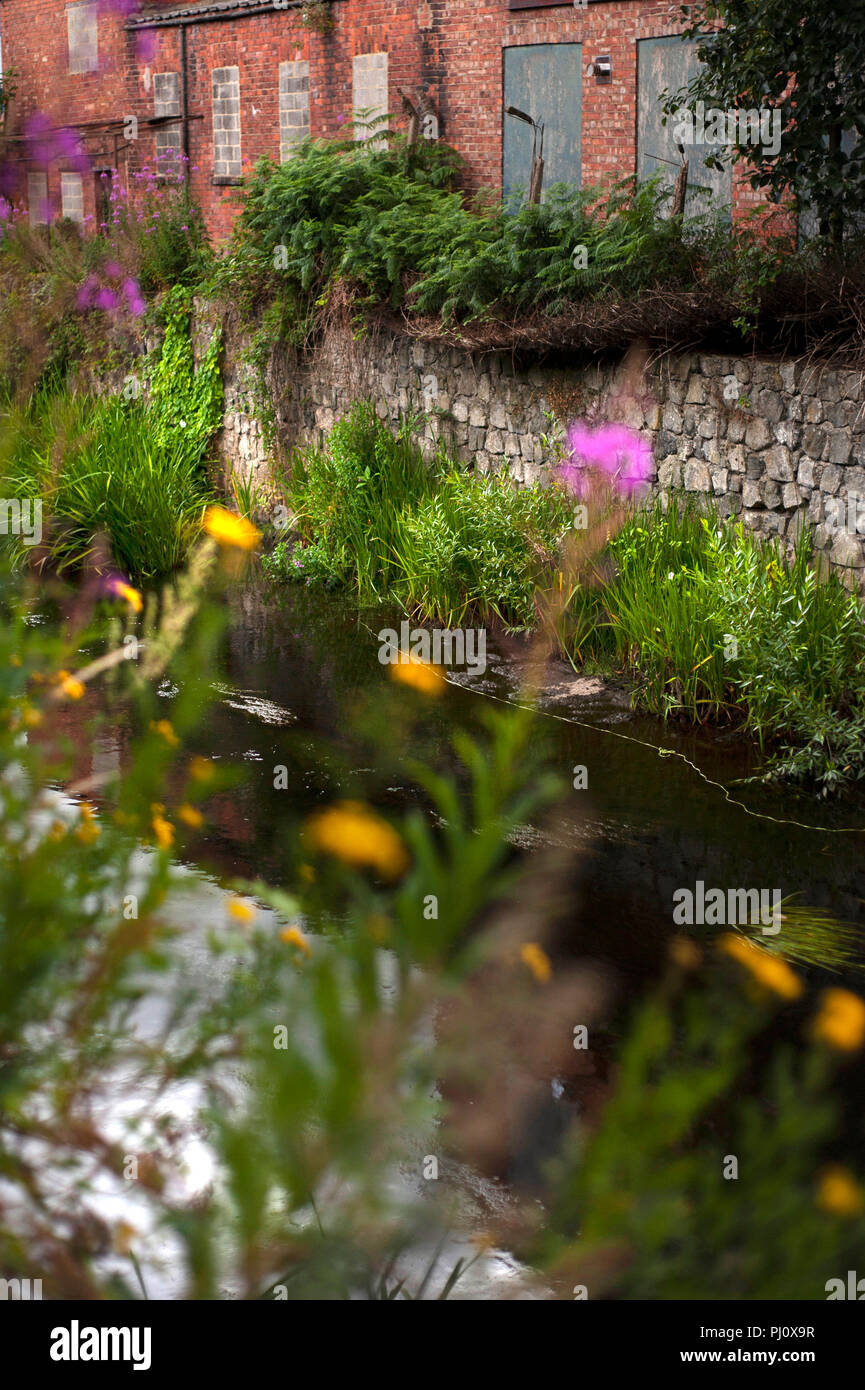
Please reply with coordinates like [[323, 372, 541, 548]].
[[265, 402, 573, 629], [1, 291, 222, 580], [3, 391, 213, 580], [564, 502, 865, 794]]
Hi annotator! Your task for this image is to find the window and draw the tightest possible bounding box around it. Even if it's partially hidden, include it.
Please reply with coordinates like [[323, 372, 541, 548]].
[[27, 172, 49, 226], [279, 61, 310, 162], [154, 72, 181, 177], [212, 66, 241, 180], [353, 53, 388, 147], [67, 2, 98, 76], [61, 171, 84, 224]]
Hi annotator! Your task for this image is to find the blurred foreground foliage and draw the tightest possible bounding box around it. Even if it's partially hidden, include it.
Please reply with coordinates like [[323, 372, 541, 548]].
[[1, 532, 865, 1299]]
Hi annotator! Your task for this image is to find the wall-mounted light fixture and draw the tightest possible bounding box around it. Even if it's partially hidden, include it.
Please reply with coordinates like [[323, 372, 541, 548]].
[[587, 56, 612, 84]]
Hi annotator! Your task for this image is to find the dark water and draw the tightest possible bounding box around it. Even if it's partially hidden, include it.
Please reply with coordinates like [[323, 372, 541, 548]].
[[44, 576, 865, 1192], [52, 576, 865, 978], [179, 579, 865, 974]]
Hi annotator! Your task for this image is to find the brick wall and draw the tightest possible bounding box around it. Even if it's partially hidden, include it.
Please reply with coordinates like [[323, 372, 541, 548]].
[[0, 0, 772, 243]]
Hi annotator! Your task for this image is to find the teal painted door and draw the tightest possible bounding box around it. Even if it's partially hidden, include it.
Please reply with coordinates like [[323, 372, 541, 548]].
[[503, 44, 582, 200], [637, 35, 731, 220]]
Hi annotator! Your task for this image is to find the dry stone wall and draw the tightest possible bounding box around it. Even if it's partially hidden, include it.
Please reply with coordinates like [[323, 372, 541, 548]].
[[209, 311, 865, 590]]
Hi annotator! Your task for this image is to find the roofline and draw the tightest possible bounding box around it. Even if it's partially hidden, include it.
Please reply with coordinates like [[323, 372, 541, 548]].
[[128, 0, 306, 28]]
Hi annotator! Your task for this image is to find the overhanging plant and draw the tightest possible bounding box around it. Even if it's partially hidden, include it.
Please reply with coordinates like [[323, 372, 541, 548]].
[[0, 68, 19, 133], [301, 1, 334, 36]]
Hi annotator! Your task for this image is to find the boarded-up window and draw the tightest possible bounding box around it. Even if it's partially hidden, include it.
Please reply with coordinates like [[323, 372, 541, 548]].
[[279, 61, 310, 162], [212, 66, 242, 179], [637, 35, 731, 219], [353, 53, 388, 147], [67, 2, 98, 75], [27, 172, 48, 226], [61, 171, 84, 223], [154, 72, 181, 176], [503, 45, 582, 199]]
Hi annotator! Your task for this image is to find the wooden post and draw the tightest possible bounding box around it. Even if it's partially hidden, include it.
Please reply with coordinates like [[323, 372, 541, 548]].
[[670, 147, 689, 218], [528, 123, 545, 205], [528, 155, 544, 205], [399, 88, 420, 147]]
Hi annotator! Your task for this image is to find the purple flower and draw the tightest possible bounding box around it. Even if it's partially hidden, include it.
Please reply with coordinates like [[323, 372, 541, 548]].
[[123, 277, 146, 316], [94, 287, 120, 311], [135, 30, 158, 64], [561, 421, 654, 497], [23, 111, 90, 175], [76, 274, 98, 310]]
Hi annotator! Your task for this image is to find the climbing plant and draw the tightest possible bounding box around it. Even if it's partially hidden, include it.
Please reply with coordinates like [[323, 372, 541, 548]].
[[150, 285, 224, 468]]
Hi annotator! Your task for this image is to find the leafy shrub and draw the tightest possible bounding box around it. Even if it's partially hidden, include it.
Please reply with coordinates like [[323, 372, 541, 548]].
[[212, 135, 465, 327], [563, 501, 865, 792], [222, 136, 760, 335], [410, 178, 716, 321], [266, 403, 573, 627], [110, 157, 211, 294]]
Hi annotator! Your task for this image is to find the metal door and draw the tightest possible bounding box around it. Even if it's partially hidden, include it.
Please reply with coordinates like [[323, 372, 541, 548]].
[[637, 34, 732, 220], [503, 43, 582, 200]]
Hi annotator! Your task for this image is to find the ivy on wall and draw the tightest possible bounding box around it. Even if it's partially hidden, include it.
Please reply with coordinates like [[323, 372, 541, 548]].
[[150, 286, 224, 468]]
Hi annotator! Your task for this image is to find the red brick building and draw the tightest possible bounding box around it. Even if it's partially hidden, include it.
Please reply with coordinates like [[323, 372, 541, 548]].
[[0, 0, 760, 243]]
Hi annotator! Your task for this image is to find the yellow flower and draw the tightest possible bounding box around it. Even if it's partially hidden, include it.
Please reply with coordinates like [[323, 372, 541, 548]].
[[227, 898, 256, 924], [22, 706, 43, 729], [49, 819, 67, 841], [298, 863, 316, 884], [304, 801, 409, 880], [189, 756, 215, 782], [279, 924, 311, 955], [203, 505, 261, 551], [150, 719, 179, 747], [717, 933, 803, 1000], [57, 670, 85, 700], [813, 988, 865, 1052], [469, 1232, 495, 1253], [112, 580, 143, 614], [388, 653, 446, 697], [112, 1221, 139, 1256], [177, 803, 204, 829], [817, 1165, 865, 1217], [669, 936, 701, 971], [152, 812, 174, 850], [75, 801, 101, 844], [520, 941, 552, 984]]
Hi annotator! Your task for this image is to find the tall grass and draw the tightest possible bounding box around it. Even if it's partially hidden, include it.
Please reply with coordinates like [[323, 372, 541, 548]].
[[2, 389, 213, 580], [268, 403, 573, 628], [563, 501, 865, 792]]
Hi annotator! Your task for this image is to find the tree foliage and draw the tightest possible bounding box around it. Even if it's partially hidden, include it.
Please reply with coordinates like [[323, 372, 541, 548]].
[[664, 1, 865, 240]]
